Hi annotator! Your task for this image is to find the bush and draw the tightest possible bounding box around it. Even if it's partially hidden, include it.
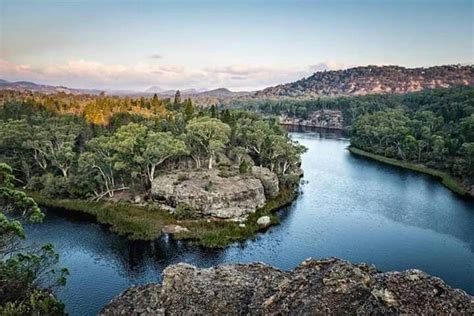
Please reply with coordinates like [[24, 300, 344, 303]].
[[239, 160, 251, 174], [27, 176, 45, 192], [41, 174, 70, 198], [177, 174, 190, 182], [174, 174, 190, 185], [175, 203, 197, 220], [204, 181, 214, 191]]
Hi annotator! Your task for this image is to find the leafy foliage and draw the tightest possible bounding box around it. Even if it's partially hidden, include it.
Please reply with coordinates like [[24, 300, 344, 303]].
[[0, 93, 304, 200], [0, 163, 67, 314], [349, 87, 474, 188]]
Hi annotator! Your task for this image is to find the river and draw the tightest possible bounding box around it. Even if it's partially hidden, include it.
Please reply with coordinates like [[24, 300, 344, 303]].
[[23, 129, 474, 315]]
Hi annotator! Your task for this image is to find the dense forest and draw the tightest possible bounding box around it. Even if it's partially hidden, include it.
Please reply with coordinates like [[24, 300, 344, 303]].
[[232, 86, 474, 192], [0, 91, 307, 313], [0, 91, 304, 201], [350, 87, 474, 191]]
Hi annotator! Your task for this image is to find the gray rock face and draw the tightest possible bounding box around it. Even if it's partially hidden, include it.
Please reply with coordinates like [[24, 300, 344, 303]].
[[280, 110, 344, 130], [101, 258, 473, 315], [151, 170, 269, 220], [251, 166, 279, 198]]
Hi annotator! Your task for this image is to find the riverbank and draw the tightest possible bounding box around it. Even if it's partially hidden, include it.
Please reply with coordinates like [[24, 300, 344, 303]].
[[280, 121, 346, 132], [28, 186, 297, 248], [348, 146, 469, 197]]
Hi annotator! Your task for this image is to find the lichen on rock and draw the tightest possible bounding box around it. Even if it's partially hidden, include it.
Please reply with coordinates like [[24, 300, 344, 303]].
[[100, 258, 473, 315]]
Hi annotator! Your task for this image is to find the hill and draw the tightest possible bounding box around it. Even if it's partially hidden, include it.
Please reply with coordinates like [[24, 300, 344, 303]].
[[254, 65, 473, 99], [0, 79, 104, 95]]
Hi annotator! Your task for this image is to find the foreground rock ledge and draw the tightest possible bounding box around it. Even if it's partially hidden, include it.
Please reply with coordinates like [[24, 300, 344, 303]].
[[100, 258, 473, 315]]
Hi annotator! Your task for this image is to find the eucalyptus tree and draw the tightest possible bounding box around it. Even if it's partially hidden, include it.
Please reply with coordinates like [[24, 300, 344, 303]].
[[186, 117, 231, 169], [142, 131, 188, 184]]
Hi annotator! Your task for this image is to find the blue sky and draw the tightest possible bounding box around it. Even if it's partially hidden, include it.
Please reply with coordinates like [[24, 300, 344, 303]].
[[0, 0, 472, 90]]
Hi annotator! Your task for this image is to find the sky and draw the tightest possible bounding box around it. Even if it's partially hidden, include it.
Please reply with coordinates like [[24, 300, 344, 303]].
[[0, 0, 472, 91]]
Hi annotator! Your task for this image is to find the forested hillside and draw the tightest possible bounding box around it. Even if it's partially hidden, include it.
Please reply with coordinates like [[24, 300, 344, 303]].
[[255, 65, 473, 99], [350, 87, 474, 195]]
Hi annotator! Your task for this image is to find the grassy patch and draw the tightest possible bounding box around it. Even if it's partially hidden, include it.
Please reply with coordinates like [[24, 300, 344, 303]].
[[27, 192, 174, 240], [348, 146, 467, 196], [27, 186, 298, 248]]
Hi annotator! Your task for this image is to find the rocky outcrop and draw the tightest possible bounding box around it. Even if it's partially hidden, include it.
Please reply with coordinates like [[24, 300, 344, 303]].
[[280, 110, 344, 130], [101, 258, 473, 315], [151, 169, 278, 220], [255, 65, 473, 99], [251, 166, 279, 198]]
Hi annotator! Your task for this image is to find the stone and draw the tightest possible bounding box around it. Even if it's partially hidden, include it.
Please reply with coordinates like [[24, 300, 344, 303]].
[[256, 216, 271, 228], [100, 258, 474, 315], [133, 195, 143, 204], [238, 223, 246, 228], [162, 225, 190, 234], [151, 170, 270, 220], [251, 166, 279, 198]]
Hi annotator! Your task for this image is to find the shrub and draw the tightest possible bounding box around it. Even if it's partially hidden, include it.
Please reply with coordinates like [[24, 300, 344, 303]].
[[27, 176, 45, 192], [204, 181, 214, 191], [41, 174, 70, 198], [239, 160, 251, 174], [177, 174, 190, 182], [175, 203, 197, 219]]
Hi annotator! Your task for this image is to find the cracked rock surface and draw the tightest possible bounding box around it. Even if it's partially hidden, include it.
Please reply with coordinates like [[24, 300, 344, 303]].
[[100, 258, 473, 315]]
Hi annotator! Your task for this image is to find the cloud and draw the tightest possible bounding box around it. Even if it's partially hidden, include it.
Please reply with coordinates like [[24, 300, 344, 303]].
[[149, 54, 163, 59], [0, 58, 350, 91]]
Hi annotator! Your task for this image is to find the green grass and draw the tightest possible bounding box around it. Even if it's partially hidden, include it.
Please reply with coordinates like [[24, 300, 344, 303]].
[[27, 192, 174, 240], [27, 186, 298, 248], [347, 146, 467, 196]]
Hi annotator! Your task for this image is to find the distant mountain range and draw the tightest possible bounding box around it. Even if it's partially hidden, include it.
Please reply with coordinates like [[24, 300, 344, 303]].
[[1, 65, 472, 102], [0, 79, 104, 95], [255, 65, 473, 99], [0, 79, 247, 99]]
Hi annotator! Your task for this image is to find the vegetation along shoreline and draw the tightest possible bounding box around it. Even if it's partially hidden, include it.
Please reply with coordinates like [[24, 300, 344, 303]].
[[27, 184, 299, 248], [348, 146, 469, 198]]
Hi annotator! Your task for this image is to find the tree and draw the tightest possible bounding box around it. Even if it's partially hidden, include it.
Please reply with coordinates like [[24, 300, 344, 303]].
[[0, 120, 34, 182], [78, 135, 122, 200], [173, 90, 181, 107], [236, 120, 273, 165], [210, 105, 217, 118], [186, 117, 230, 169], [0, 163, 67, 314], [109, 122, 148, 180], [183, 98, 194, 121], [142, 132, 188, 185], [23, 117, 82, 178]]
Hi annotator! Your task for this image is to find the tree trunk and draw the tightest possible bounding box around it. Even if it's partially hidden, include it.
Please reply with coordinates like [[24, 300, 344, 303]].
[[208, 155, 213, 169]]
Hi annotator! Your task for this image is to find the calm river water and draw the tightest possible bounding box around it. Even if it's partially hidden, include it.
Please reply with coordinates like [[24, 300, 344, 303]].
[[23, 129, 474, 315]]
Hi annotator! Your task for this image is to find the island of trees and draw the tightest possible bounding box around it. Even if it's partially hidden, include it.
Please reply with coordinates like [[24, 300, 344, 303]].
[[0, 90, 305, 241]]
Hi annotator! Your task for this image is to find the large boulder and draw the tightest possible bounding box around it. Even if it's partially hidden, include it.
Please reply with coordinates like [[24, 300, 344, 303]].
[[256, 215, 271, 228], [151, 170, 267, 220], [251, 166, 279, 198], [101, 258, 473, 315]]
